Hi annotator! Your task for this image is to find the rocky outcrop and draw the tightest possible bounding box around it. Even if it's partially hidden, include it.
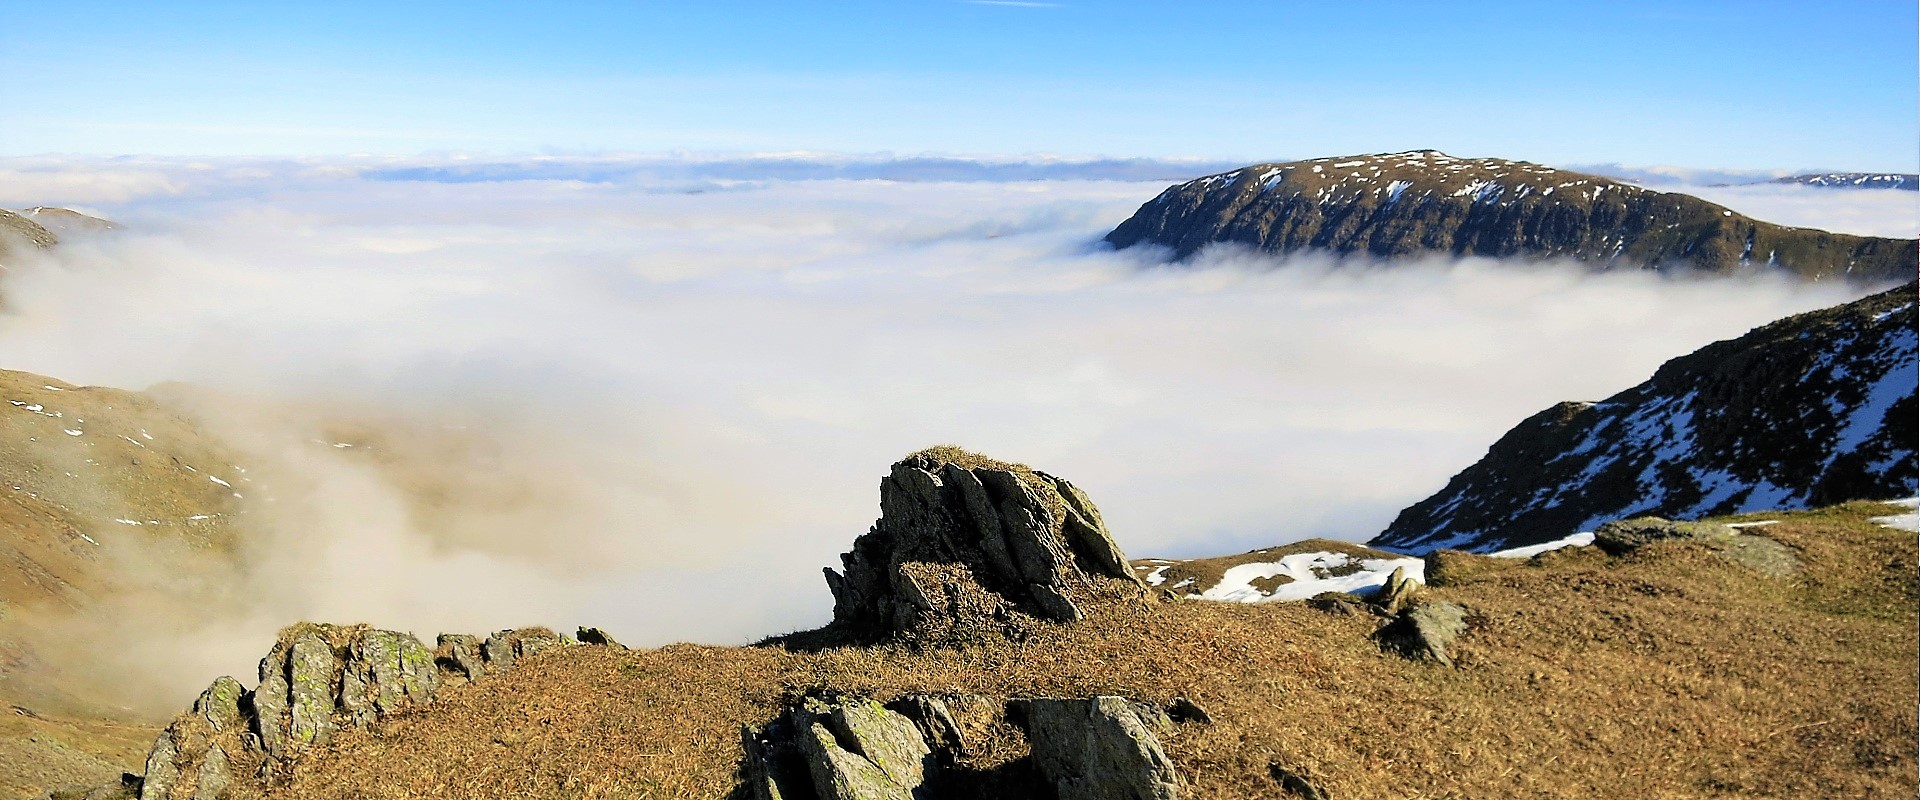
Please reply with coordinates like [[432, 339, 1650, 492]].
[[824, 448, 1145, 642], [1373, 601, 1470, 666], [1105, 151, 1915, 282], [738, 693, 1188, 800], [1593, 517, 1802, 577], [1374, 282, 1918, 554], [1014, 697, 1183, 800], [132, 624, 571, 800]]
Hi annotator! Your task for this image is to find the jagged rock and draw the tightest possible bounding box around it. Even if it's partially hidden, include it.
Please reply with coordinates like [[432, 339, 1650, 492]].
[[739, 696, 935, 800], [434, 634, 487, 683], [825, 448, 1146, 641], [133, 620, 572, 799], [1372, 565, 1420, 615], [1014, 696, 1183, 800], [737, 693, 1188, 800], [337, 629, 438, 726], [481, 626, 568, 671], [576, 626, 624, 647], [1375, 601, 1470, 666]]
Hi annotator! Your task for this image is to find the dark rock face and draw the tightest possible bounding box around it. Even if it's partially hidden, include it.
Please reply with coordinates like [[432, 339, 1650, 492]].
[[133, 624, 572, 800], [1373, 282, 1919, 554], [738, 694, 1186, 800], [1105, 151, 1915, 282], [825, 448, 1145, 642]]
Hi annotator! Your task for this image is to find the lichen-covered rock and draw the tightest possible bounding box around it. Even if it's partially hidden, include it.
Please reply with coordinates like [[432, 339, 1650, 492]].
[[576, 626, 624, 647], [825, 448, 1146, 642], [1375, 601, 1470, 666], [737, 693, 1189, 800], [190, 677, 245, 734], [434, 633, 487, 684], [1014, 696, 1183, 800]]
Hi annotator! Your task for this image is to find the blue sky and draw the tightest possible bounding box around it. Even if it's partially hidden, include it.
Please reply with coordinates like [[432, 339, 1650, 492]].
[[5, 1, 1915, 170]]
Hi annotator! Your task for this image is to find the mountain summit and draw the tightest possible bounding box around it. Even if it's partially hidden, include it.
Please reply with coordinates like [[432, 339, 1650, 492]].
[[1105, 151, 1915, 281]]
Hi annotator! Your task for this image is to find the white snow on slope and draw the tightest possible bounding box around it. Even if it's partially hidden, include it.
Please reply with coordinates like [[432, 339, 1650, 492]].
[[1196, 552, 1425, 604], [1486, 531, 1595, 559], [1869, 497, 1920, 532]]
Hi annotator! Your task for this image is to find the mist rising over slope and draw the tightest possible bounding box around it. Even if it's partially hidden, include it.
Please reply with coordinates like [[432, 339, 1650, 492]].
[[0, 156, 1892, 709]]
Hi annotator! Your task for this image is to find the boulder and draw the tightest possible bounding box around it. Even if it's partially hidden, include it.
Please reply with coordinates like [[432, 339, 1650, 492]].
[[825, 448, 1146, 642], [576, 626, 624, 647], [1014, 696, 1183, 800], [1594, 517, 1802, 576], [736, 693, 1188, 800], [1372, 565, 1420, 615], [1374, 601, 1470, 666]]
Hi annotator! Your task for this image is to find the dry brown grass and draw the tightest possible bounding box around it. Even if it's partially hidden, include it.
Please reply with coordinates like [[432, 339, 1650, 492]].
[[256, 501, 1917, 799]]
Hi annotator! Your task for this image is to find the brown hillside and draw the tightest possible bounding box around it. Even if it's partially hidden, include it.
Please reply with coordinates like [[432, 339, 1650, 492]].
[[225, 500, 1916, 799]]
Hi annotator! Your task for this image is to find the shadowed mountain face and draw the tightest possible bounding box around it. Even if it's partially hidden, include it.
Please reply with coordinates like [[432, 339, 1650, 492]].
[[1105, 151, 1916, 281], [1372, 283, 1918, 554]]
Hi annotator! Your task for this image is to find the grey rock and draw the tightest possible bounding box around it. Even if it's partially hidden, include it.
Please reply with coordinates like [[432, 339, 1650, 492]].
[[190, 677, 244, 734], [137, 729, 178, 800], [1375, 601, 1470, 666], [576, 626, 624, 647], [189, 746, 229, 800], [1372, 565, 1420, 615], [434, 633, 486, 682], [824, 449, 1147, 640], [286, 632, 337, 747], [1016, 696, 1182, 800]]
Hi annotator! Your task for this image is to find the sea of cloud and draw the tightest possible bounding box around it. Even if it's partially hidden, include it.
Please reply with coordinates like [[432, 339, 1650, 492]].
[[0, 154, 1904, 710]]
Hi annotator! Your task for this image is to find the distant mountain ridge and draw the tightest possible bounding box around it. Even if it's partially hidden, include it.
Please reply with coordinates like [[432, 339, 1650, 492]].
[[1105, 151, 1916, 281], [1769, 173, 1917, 191], [1372, 282, 1918, 554]]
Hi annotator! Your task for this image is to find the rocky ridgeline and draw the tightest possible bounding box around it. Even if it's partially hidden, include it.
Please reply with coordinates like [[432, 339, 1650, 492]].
[[823, 448, 1146, 643], [1105, 150, 1914, 282], [739, 693, 1195, 800], [104, 623, 593, 800], [1375, 282, 1918, 554], [1768, 173, 1917, 191]]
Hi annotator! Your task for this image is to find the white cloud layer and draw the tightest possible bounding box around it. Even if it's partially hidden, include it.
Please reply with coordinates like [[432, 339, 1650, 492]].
[[0, 156, 1901, 710]]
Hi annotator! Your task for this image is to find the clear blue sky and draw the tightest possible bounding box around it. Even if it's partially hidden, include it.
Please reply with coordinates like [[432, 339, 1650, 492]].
[[5, 0, 1915, 170]]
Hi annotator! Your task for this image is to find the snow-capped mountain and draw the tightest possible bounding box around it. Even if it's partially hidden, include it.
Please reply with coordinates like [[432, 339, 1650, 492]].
[[1372, 282, 1918, 554], [1770, 173, 1917, 191], [1105, 150, 1915, 282]]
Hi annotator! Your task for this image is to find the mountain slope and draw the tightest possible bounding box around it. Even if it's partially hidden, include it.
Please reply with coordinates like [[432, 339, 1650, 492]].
[[18, 208, 119, 237], [1105, 151, 1916, 281], [1372, 283, 1917, 554], [0, 211, 58, 267], [98, 462, 1919, 800]]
